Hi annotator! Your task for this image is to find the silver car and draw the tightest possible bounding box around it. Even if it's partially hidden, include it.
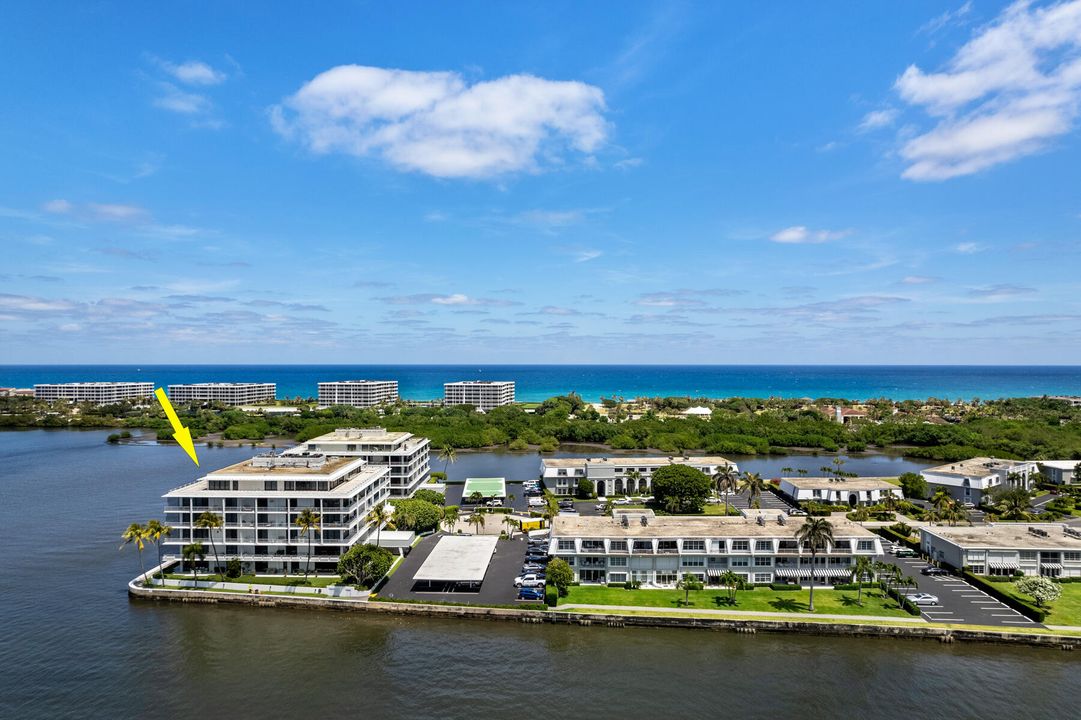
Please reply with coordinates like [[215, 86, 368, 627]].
[[906, 592, 940, 606]]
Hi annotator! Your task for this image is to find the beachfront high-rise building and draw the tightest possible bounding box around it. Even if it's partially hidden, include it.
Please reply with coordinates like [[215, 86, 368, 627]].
[[318, 380, 399, 408], [163, 451, 391, 575], [289, 427, 431, 497], [444, 380, 515, 411], [168, 382, 276, 405], [33, 381, 154, 404]]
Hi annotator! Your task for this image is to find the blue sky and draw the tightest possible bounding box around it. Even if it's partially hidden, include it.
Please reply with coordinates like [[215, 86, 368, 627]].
[[2, 1, 1080, 364]]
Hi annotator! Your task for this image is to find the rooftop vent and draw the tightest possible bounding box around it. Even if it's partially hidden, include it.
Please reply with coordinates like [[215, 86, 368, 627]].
[[621, 515, 629, 527], [1027, 526, 1050, 538], [640, 515, 648, 526], [1065, 527, 1081, 540], [777, 514, 787, 525], [756, 515, 766, 526]]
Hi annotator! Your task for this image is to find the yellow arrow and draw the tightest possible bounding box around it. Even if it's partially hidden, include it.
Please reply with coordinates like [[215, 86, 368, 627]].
[[155, 387, 199, 466]]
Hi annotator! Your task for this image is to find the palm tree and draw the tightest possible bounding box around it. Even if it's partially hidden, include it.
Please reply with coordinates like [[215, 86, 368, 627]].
[[998, 491, 1032, 521], [441, 504, 460, 533], [931, 488, 953, 514], [503, 515, 520, 538], [718, 570, 740, 603], [712, 464, 739, 515], [182, 542, 205, 585], [121, 522, 149, 585], [676, 572, 703, 606], [367, 502, 392, 546], [831, 457, 846, 478], [194, 510, 224, 580], [466, 513, 486, 534], [740, 471, 767, 510], [294, 508, 321, 581], [145, 519, 173, 585], [850, 556, 876, 606], [437, 444, 457, 477], [625, 469, 642, 495], [795, 517, 835, 612]]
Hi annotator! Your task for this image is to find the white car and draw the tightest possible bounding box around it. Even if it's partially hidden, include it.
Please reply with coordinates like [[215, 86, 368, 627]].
[[613, 498, 632, 506], [905, 592, 940, 606], [528, 498, 545, 507], [485, 499, 503, 507], [514, 574, 545, 588]]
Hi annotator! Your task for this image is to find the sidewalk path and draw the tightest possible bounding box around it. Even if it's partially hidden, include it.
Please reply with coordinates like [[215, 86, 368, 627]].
[[558, 603, 926, 623]]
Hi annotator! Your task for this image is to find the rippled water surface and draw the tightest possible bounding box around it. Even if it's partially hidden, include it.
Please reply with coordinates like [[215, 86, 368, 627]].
[[2, 430, 1077, 719]]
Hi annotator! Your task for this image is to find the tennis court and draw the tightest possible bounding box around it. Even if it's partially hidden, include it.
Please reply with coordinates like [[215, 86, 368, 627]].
[[462, 477, 506, 498]]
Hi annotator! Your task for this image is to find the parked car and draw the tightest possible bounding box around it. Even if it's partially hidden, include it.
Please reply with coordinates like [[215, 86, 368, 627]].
[[787, 508, 808, 516], [522, 563, 546, 573], [514, 574, 545, 588], [893, 547, 918, 558], [485, 499, 503, 507], [517, 586, 545, 601], [905, 592, 940, 606], [921, 565, 949, 576], [525, 554, 550, 564], [558, 500, 574, 509], [962, 501, 976, 509]]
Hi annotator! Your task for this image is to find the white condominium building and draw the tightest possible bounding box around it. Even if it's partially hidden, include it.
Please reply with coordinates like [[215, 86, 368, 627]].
[[163, 451, 391, 575], [168, 382, 276, 405], [778, 477, 900, 507], [289, 427, 431, 497], [318, 380, 399, 408], [921, 457, 1037, 505], [550, 509, 883, 586], [542, 455, 738, 497], [920, 524, 1081, 579], [33, 382, 154, 404], [1038, 460, 1080, 486], [443, 380, 515, 411]]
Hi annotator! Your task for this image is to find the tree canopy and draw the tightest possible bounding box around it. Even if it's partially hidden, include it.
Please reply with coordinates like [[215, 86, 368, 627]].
[[651, 464, 712, 514]]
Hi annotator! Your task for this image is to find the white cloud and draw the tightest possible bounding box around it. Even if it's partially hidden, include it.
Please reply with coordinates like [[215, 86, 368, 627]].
[[769, 225, 851, 244], [954, 241, 984, 253], [901, 274, 939, 284], [574, 249, 603, 263], [41, 199, 72, 214], [380, 293, 520, 307], [896, 0, 1081, 180], [163, 60, 226, 86], [271, 65, 609, 178], [859, 108, 899, 131], [153, 82, 211, 115], [919, 1, 974, 36]]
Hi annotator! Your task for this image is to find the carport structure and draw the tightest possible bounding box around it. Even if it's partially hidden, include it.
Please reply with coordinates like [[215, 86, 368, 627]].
[[412, 535, 499, 592]]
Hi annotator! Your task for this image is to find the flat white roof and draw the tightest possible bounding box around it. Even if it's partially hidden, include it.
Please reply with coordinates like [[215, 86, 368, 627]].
[[413, 535, 499, 583]]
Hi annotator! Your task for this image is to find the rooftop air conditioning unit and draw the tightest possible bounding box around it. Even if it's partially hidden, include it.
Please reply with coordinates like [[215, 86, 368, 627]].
[[621, 515, 629, 527], [640, 515, 648, 526], [756, 515, 766, 526]]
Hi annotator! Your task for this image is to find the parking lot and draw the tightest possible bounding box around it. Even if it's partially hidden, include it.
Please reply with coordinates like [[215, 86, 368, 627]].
[[878, 543, 1040, 628], [378, 532, 529, 605]]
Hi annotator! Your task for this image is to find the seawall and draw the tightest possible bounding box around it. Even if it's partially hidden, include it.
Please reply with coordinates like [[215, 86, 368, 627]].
[[128, 581, 1078, 651]]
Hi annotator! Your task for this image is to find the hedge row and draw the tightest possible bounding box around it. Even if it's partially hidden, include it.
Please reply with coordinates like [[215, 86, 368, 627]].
[[960, 572, 1047, 622], [370, 596, 548, 612], [872, 527, 921, 551]]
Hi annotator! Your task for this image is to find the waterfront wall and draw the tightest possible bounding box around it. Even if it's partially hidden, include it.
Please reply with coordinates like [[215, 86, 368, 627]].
[[128, 581, 1078, 650]]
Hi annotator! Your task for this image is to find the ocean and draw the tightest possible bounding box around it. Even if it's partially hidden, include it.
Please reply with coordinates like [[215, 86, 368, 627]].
[[1, 364, 1079, 402]]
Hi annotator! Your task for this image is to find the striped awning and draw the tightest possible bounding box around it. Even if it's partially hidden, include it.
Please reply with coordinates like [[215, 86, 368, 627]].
[[773, 566, 850, 579], [706, 568, 722, 579], [988, 558, 1019, 570], [1041, 562, 1063, 570], [774, 567, 800, 578]]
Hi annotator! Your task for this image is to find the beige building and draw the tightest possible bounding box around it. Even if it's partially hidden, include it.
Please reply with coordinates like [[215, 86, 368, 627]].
[[318, 380, 399, 408], [168, 382, 276, 405], [443, 380, 515, 411], [33, 381, 154, 404], [550, 509, 883, 585]]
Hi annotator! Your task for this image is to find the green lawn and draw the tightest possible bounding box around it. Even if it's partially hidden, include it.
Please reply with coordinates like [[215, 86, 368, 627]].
[[165, 573, 343, 588], [995, 581, 1081, 626], [559, 585, 913, 617]]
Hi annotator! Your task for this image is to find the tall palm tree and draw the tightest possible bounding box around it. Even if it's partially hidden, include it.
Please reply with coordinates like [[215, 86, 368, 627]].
[[850, 556, 876, 606], [931, 488, 953, 513], [503, 515, 520, 538], [121, 522, 149, 585], [625, 469, 642, 495], [437, 444, 457, 477], [367, 502, 392, 546], [718, 570, 740, 603], [831, 457, 846, 478], [295, 508, 321, 581], [713, 464, 739, 515], [998, 491, 1032, 521], [145, 519, 173, 585], [795, 517, 835, 612], [182, 542, 205, 585], [195, 510, 224, 580], [466, 513, 486, 534], [440, 504, 460, 533], [740, 471, 767, 510]]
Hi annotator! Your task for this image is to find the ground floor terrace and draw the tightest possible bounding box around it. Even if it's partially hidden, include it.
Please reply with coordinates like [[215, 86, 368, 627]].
[[564, 555, 864, 587]]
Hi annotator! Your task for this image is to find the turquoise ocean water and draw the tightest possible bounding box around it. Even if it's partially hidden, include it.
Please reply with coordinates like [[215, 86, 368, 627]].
[[0, 364, 1078, 402]]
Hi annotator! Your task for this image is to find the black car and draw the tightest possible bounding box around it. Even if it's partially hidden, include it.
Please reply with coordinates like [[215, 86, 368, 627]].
[[525, 554, 550, 564], [921, 565, 949, 576]]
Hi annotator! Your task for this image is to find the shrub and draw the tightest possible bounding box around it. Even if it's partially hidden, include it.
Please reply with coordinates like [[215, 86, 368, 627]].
[[508, 438, 529, 451], [225, 558, 243, 579], [338, 544, 395, 589], [624, 579, 642, 590], [770, 583, 801, 591], [412, 488, 445, 506], [546, 558, 574, 597], [391, 499, 442, 532], [576, 477, 594, 499]]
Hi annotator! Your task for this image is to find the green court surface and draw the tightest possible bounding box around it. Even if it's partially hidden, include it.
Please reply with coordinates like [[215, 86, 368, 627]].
[[462, 477, 506, 498]]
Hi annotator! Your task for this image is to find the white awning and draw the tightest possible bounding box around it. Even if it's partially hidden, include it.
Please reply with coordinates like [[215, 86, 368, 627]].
[[1041, 562, 1063, 570], [988, 558, 1019, 570]]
